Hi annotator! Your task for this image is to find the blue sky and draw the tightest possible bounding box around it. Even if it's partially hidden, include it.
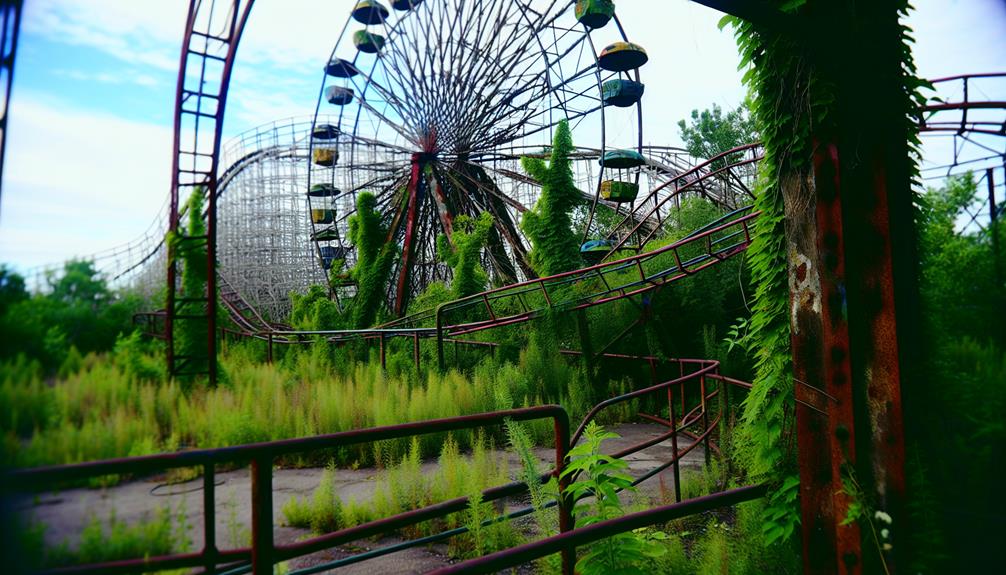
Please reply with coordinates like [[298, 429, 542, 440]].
[[1, 0, 1004, 277]]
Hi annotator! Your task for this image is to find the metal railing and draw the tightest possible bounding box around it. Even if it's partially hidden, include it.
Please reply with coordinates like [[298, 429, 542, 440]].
[[4, 351, 761, 575], [4, 407, 572, 575]]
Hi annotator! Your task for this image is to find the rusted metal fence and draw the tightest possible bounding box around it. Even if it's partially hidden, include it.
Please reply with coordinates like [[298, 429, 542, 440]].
[[4, 408, 572, 575], [3, 351, 761, 575]]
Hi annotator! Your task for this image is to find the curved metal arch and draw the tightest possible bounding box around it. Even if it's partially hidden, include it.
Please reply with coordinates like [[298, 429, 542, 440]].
[[166, 0, 255, 385]]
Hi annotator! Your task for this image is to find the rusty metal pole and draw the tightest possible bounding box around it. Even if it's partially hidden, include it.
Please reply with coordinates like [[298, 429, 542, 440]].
[[555, 419, 574, 575], [790, 143, 861, 574], [700, 374, 711, 470]]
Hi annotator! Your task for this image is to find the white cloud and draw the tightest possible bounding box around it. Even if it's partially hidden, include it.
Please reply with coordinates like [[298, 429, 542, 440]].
[[23, 0, 184, 71], [51, 68, 162, 88], [0, 94, 180, 269], [22, 0, 360, 77]]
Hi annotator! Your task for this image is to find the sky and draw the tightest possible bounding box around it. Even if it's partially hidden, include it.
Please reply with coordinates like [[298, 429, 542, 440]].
[[0, 0, 1004, 277]]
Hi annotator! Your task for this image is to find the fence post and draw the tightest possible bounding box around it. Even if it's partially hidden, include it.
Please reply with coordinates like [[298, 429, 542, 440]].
[[251, 457, 274, 575], [436, 304, 446, 372], [203, 463, 218, 573], [554, 411, 574, 575], [701, 374, 711, 470], [668, 382, 682, 503]]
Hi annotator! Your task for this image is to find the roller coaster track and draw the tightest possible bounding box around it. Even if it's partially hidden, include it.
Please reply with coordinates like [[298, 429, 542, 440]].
[[215, 71, 1006, 355], [239, 205, 758, 373]]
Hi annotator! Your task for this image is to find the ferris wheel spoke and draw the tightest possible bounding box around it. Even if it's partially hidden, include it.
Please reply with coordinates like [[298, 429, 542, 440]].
[[437, 160, 532, 281], [309, 0, 643, 311]]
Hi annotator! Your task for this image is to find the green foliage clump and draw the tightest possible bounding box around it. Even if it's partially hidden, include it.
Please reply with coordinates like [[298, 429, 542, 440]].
[[521, 120, 583, 277], [0, 261, 140, 372], [3, 341, 585, 469], [562, 423, 668, 574], [438, 212, 493, 299], [282, 463, 343, 533], [722, 0, 829, 545], [169, 188, 211, 376], [347, 192, 397, 328], [17, 507, 184, 570], [283, 433, 518, 560], [289, 285, 342, 331]]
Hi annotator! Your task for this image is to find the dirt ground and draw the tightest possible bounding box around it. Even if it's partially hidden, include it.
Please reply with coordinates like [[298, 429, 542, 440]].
[[12, 422, 710, 574]]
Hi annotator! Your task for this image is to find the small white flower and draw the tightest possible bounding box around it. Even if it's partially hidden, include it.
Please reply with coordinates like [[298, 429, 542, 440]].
[[874, 510, 893, 525], [881, 528, 890, 539]]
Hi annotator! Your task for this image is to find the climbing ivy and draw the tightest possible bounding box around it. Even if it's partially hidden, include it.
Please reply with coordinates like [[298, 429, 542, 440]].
[[437, 212, 493, 300], [168, 187, 210, 381], [722, 1, 823, 545], [520, 119, 583, 277], [347, 192, 397, 329]]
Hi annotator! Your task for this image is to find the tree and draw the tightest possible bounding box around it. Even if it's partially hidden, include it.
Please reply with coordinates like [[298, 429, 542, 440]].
[[677, 101, 757, 170], [911, 172, 1006, 570], [918, 172, 1005, 343], [0, 260, 139, 370], [0, 265, 27, 316], [46, 260, 109, 307], [520, 119, 583, 277]]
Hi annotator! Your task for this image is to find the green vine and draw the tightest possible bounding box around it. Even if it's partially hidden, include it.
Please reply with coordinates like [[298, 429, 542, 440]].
[[167, 187, 210, 382], [723, 0, 824, 544], [438, 212, 493, 300], [520, 119, 583, 277], [347, 192, 397, 329]]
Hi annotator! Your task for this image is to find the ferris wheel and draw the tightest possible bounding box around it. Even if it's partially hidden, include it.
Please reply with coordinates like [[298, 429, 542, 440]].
[[307, 0, 648, 314]]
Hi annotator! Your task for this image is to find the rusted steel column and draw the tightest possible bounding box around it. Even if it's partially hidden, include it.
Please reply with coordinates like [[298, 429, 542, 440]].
[[842, 142, 908, 575], [789, 142, 861, 574], [395, 157, 424, 316], [667, 383, 682, 503], [700, 375, 712, 470], [990, 168, 1002, 313]]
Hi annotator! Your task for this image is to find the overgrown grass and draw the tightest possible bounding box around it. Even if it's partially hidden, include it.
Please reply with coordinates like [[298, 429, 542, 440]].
[[281, 433, 521, 559], [1, 331, 620, 470], [17, 506, 188, 571]]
